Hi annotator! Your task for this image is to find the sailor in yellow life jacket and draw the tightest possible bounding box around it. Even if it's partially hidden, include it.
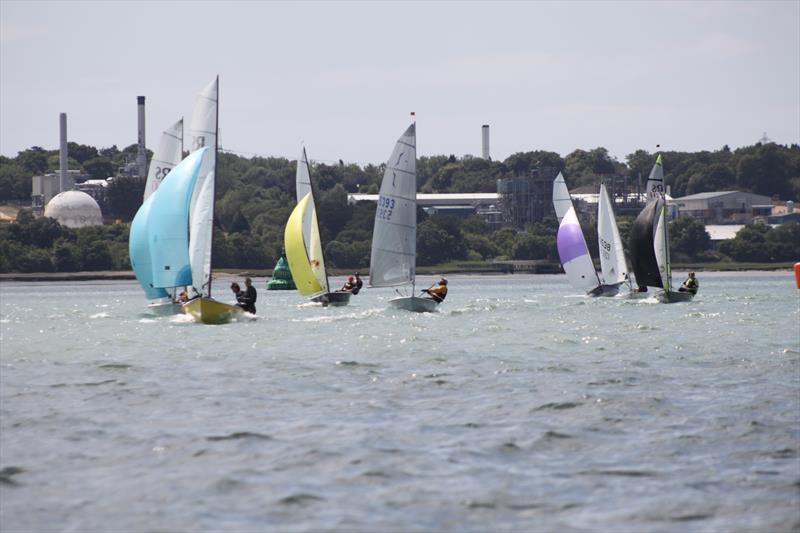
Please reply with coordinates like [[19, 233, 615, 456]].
[[423, 278, 448, 303], [679, 272, 699, 295]]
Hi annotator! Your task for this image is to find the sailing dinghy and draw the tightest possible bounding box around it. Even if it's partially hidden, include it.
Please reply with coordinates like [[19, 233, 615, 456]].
[[553, 173, 619, 296], [284, 147, 351, 306], [130, 147, 210, 315], [629, 155, 693, 303], [369, 122, 438, 313], [179, 76, 245, 323]]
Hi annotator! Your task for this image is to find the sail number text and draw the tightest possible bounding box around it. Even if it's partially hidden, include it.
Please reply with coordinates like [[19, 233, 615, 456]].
[[599, 237, 611, 259], [154, 166, 172, 181], [377, 195, 395, 221]]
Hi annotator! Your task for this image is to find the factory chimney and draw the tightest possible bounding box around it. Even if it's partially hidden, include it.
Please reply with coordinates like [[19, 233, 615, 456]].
[[481, 124, 490, 160], [136, 96, 147, 178], [59, 113, 68, 193]]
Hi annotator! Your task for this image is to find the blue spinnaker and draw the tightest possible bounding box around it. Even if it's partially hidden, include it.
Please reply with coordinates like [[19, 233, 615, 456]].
[[129, 147, 209, 299], [129, 194, 169, 300]]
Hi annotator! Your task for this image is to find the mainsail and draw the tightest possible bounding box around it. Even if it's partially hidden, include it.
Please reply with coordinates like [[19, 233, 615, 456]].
[[553, 172, 601, 294], [629, 196, 665, 290], [369, 123, 417, 288], [186, 76, 218, 298], [188, 78, 218, 159], [187, 150, 215, 297], [143, 118, 183, 201], [597, 183, 628, 286]]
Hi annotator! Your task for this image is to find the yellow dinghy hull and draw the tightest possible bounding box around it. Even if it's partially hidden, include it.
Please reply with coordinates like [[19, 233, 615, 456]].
[[182, 297, 244, 325]]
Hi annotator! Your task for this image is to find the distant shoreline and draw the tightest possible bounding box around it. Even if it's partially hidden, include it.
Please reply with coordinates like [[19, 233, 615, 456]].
[[0, 262, 794, 282]]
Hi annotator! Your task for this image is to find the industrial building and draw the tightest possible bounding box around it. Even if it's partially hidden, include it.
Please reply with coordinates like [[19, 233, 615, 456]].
[[672, 191, 772, 224]]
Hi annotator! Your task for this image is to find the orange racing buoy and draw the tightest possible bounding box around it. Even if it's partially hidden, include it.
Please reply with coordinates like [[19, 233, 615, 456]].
[[795, 262, 800, 289]]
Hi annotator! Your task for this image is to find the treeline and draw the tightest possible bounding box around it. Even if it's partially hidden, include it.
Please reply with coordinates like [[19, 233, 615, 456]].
[[0, 210, 130, 272], [4, 197, 797, 274], [0, 141, 798, 273], [3, 141, 800, 202]]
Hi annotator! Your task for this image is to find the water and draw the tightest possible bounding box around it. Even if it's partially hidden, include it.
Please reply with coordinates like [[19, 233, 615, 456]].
[[1, 272, 798, 532]]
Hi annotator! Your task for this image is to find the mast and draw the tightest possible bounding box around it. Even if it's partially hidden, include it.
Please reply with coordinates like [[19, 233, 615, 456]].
[[411, 113, 417, 295], [306, 147, 331, 295], [208, 74, 219, 298], [662, 201, 671, 292]]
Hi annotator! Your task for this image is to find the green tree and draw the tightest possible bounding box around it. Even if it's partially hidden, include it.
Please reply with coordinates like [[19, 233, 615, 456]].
[[67, 142, 99, 164], [53, 239, 81, 271], [669, 217, 711, 259], [83, 157, 114, 179], [81, 241, 114, 270], [685, 164, 736, 195], [512, 233, 554, 260], [735, 144, 794, 198], [17, 147, 49, 174], [106, 177, 144, 221]]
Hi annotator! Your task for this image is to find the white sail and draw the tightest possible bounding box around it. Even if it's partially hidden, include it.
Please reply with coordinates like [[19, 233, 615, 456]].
[[653, 201, 670, 292], [188, 152, 215, 296], [296, 147, 312, 201], [296, 148, 316, 266], [143, 118, 183, 201], [597, 183, 628, 285], [294, 147, 328, 293], [188, 77, 218, 156], [645, 154, 665, 203], [552, 172, 572, 223], [558, 208, 602, 293], [369, 123, 417, 287]]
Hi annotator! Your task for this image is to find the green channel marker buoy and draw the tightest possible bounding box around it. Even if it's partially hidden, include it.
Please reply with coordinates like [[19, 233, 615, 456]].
[[266, 253, 296, 290]]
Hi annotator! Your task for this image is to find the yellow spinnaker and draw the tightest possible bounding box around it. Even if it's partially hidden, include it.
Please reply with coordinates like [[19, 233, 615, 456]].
[[284, 192, 326, 296]]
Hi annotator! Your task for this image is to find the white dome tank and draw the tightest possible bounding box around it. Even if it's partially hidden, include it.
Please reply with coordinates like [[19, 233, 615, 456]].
[[44, 190, 104, 228]]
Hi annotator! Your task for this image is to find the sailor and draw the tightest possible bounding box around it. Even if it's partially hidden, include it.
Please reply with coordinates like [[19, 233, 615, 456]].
[[352, 272, 363, 295], [679, 272, 699, 295], [238, 277, 257, 313], [423, 278, 448, 303], [341, 276, 356, 292]]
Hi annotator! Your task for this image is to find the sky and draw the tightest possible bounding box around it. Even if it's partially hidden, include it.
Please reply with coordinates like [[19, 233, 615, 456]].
[[1, 0, 798, 166]]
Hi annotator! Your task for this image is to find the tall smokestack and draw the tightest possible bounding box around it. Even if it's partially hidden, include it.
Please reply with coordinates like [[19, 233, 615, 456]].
[[137, 96, 147, 178], [481, 124, 490, 160], [59, 113, 68, 193]]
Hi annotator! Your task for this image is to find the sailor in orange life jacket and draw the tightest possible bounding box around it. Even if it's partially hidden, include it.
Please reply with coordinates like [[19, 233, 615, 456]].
[[422, 278, 448, 303]]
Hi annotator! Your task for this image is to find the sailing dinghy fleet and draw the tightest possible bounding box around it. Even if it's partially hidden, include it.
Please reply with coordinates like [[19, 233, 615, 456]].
[[131, 78, 693, 319], [553, 154, 695, 302]]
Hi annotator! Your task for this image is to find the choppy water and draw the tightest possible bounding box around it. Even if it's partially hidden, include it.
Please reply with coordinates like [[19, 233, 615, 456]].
[[1, 272, 798, 532]]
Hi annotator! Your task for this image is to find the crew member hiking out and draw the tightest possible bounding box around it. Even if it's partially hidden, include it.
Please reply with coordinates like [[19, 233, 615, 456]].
[[679, 272, 699, 295], [423, 278, 448, 303], [236, 277, 257, 313]]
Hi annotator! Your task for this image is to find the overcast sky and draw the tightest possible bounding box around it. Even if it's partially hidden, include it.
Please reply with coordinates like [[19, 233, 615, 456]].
[[1, 1, 798, 166]]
